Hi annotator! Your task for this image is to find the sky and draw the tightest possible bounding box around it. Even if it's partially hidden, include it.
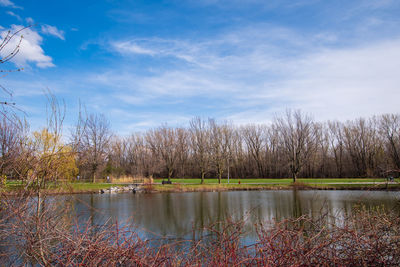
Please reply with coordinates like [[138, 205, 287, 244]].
[[1, 0, 400, 134]]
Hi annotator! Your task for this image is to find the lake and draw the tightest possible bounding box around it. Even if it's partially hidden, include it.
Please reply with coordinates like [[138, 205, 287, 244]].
[[68, 190, 400, 241]]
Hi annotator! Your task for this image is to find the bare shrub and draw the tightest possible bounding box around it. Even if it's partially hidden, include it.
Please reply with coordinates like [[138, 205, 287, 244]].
[[1, 193, 400, 266]]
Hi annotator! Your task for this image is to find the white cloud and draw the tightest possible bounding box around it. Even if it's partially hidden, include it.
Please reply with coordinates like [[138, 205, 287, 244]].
[[105, 25, 400, 124], [0, 0, 13, 6], [6, 11, 22, 21], [26, 17, 34, 24], [0, 25, 54, 68], [268, 39, 400, 120], [111, 38, 200, 64], [41, 24, 65, 40], [0, 0, 20, 8], [113, 41, 156, 56], [107, 109, 191, 134]]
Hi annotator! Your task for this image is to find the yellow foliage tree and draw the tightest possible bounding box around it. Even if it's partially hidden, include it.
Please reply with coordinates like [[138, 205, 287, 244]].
[[28, 128, 78, 188]]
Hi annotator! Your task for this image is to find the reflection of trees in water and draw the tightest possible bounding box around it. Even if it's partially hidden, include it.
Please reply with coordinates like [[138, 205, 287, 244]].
[[292, 189, 302, 218], [69, 191, 400, 241]]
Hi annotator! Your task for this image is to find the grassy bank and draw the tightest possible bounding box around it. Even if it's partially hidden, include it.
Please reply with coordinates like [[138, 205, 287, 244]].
[[3, 178, 400, 194], [3, 181, 130, 194], [155, 178, 399, 184], [152, 178, 400, 191], [152, 181, 400, 193]]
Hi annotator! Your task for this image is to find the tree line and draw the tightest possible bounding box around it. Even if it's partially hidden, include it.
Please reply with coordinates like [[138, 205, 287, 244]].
[[1, 107, 400, 184]]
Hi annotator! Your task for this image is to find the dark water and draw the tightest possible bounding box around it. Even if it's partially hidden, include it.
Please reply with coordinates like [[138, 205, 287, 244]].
[[67, 190, 400, 240]]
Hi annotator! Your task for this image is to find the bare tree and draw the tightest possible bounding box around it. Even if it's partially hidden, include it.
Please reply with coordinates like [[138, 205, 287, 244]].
[[265, 125, 283, 178], [327, 121, 345, 177], [190, 117, 210, 184], [230, 127, 245, 179], [146, 125, 180, 181], [343, 118, 383, 177], [126, 133, 153, 177], [176, 127, 189, 178], [107, 136, 129, 178], [62, 111, 400, 181], [241, 124, 266, 178], [209, 119, 232, 184], [309, 122, 331, 178], [275, 110, 316, 182], [379, 114, 400, 171], [0, 115, 25, 179], [79, 114, 112, 182]]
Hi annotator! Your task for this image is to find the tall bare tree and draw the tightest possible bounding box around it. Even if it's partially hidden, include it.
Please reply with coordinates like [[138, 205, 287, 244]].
[[230, 127, 245, 178], [379, 114, 400, 171], [79, 114, 112, 182], [209, 119, 232, 184], [241, 124, 266, 178], [176, 127, 189, 178], [190, 117, 210, 184], [275, 110, 316, 182], [328, 121, 345, 178], [107, 136, 128, 177], [126, 133, 153, 177], [343, 118, 383, 177], [146, 125, 179, 181]]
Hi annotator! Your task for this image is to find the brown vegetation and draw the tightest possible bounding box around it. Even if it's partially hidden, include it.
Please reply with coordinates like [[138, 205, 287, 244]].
[[1, 191, 399, 266]]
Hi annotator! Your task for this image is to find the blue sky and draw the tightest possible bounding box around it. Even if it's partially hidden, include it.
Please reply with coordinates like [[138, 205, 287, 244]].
[[1, 0, 400, 134]]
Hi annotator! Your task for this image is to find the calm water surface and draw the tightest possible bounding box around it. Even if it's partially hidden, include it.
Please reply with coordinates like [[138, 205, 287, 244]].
[[68, 190, 400, 240]]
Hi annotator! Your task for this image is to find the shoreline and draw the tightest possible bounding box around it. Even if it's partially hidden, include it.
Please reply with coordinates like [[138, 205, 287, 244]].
[[149, 183, 400, 193], [3, 182, 400, 195]]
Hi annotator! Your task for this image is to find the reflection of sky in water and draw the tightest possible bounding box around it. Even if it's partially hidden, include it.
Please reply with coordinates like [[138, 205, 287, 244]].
[[67, 190, 400, 241]]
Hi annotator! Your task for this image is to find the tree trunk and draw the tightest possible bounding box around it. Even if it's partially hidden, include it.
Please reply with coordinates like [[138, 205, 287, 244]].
[[167, 167, 172, 182], [36, 189, 48, 265]]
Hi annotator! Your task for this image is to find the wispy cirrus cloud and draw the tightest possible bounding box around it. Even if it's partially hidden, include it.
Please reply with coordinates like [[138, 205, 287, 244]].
[[0, 0, 21, 9], [112, 38, 199, 64], [6, 11, 22, 21], [101, 23, 400, 125], [4, 0, 400, 134], [113, 41, 156, 56], [25, 17, 34, 24], [41, 24, 65, 40]]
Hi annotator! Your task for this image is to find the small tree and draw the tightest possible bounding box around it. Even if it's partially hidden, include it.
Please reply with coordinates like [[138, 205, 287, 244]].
[[29, 128, 78, 187], [23, 92, 76, 189]]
